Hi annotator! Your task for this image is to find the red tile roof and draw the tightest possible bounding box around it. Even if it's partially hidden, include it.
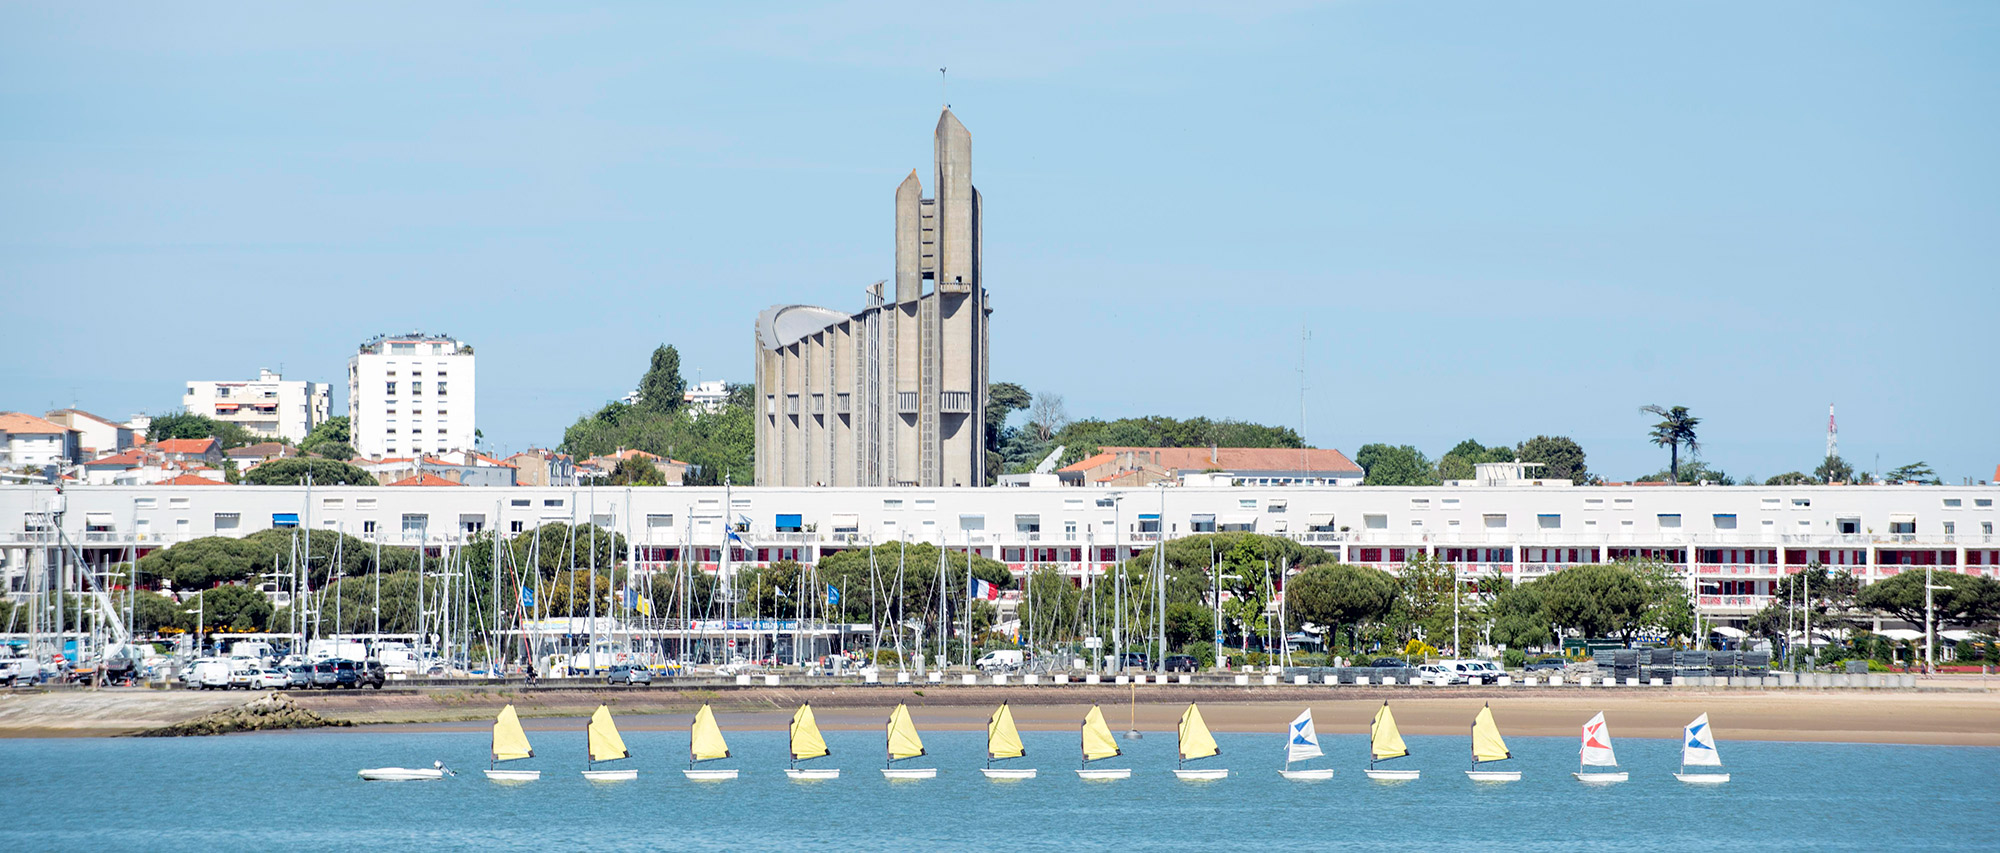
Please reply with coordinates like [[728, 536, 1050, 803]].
[[0, 412, 73, 435], [154, 438, 218, 454], [385, 472, 463, 487], [85, 450, 148, 468], [1061, 447, 1362, 475], [158, 473, 225, 486]]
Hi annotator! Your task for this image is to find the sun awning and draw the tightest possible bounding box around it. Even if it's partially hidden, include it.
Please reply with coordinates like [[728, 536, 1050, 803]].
[[1875, 628, 1922, 641], [1708, 626, 1747, 638], [1266, 499, 1288, 511], [775, 513, 802, 529], [1191, 513, 1216, 524], [830, 513, 860, 530], [272, 513, 300, 527], [1221, 513, 1256, 526], [1305, 513, 1335, 527], [84, 512, 115, 526], [1889, 513, 1916, 522]]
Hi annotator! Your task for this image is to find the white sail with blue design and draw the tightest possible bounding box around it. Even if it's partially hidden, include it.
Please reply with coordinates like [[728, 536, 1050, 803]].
[[1675, 712, 1730, 784]]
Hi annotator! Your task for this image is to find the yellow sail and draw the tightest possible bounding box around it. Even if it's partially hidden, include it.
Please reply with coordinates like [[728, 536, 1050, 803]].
[[1081, 705, 1122, 762], [492, 704, 533, 763], [887, 703, 926, 761], [988, 703, 1025, 760], [1370, 702, 1408, 761], [1178, 703, 1220, 761], [690, 704, 731, 762], [790, 704, 829, 761], [1471, 704, 1511, 764], [588, 705, 629, 763]]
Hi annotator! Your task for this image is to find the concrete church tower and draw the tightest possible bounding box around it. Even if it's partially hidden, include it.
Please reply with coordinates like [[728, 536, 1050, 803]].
[[755, 109, 990, 487]]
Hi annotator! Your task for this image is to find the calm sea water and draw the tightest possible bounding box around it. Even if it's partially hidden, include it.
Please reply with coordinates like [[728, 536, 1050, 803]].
[[1, 726, 1993, 852]]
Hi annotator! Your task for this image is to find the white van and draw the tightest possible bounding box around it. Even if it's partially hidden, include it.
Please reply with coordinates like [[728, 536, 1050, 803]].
[[975, 650, 1024, 672], [189, 659, 235, 690], [1447, 659, 1505, 685]]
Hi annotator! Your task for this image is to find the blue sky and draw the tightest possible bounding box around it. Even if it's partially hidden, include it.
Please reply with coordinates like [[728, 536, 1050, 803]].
[[3, 2, 1994, 482]]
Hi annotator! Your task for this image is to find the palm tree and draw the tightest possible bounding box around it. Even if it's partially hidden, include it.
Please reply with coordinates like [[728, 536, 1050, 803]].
[[1640, 404, 1701, 483]]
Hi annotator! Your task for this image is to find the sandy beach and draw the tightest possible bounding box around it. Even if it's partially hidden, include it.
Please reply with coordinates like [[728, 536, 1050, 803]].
[[8, 683, 1989, 745]]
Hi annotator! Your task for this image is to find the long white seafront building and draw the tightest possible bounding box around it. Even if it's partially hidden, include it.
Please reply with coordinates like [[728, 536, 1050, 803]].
[[2, 482, 1995, 625]]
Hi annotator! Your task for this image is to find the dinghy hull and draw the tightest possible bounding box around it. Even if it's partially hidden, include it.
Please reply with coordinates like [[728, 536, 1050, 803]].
[[1076, 768, 1131, 780], [1173, 768, 1228, 781], [582, 770, 638, 782], [1466, 770, 1521, 782], [881, 768, 937, 779], [1364, 769, 1420, 781], [483, 770, 540, 782], [1573, 771, 1628, 783], [1279, 769, 1334, 781], [786, 768, 840, 780], [683, 769, 738, 781], [981, 768, 1037, 779], [1675, 772, 1730, 784], [358, 768, 444, 782]]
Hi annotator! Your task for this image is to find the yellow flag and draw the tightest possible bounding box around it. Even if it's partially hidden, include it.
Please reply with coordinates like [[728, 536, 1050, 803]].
[[1082, 705, 1121, 762], [1371, 702, 1408, 761], [635, 596, 652, 616], [887, 703, 926, 760], [791, 704, 829, 761], [492, 703, 533, 763], [988, 703, 1025, 760], [1471, 704, 1510, 764], [691, 704, 731, 762], [1178, 702, 1219, 761], [588, 705, 629, 763]]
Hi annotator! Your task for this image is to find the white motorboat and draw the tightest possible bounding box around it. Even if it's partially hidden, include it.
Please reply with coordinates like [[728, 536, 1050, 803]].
[[484, 704, 541, 782], [1673, 713, 1731, 784], [881, 703, 936, 780], [1173, 703, 1227, 780], [359, 761, 450, 782], [1076, 705, 1130, 780], [1465, 704, 1521, 782], [1572, 711, 1628, 783], [786, 703, 839, 780], [1364, 702, 1419, 781], [683, 704, 739, 781], [582, 704, 637, 782], [981, 702, 1037, 779], [1280, 708, 1331, 780]]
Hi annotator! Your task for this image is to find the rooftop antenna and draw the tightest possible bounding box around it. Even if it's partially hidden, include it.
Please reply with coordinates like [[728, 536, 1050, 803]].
[[1825, 404, 1837, 461], [940, 67, 948, 109]]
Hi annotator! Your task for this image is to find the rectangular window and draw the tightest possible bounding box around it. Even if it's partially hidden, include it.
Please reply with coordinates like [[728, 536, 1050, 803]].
[[509, 520, 524, 533], [401, 514, 428, 538], [511, 499, 530, 507], [1760, 497, 1781, 510], [1364, 514, 1388, 530], [1792, 498, 1811, 508], [386, 382, 396, 395], [169, 497, 190, 508], [1889, 517, 1916, 535], [362, 520, 377, 534], [883, 499, 903, 510], [591, 513, 614, 529], [1482, 514, 1507, 530], [1713, 513, 1738, 530], [1266, 499, 1287, 512], [135, 497, 158, 509], [1239, 499, 1258, 510], [1659, 514, 1682, 529], [1943, 521, 1955, 535], [1584, 498, 1604, 510], [1974, 498, 1992, 508], [1538, 514, 1561, 529], [1410, 498, 1429, 510], [322, 497, 343, 509], [412, 382, 423, 396], [214, 512, 239, 530], [544, 499, 563, 507], [437, 381, 448, 396], [1838, 517, 1860, 534]]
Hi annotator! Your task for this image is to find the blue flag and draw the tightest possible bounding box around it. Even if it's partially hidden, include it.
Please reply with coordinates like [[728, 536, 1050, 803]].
[[826, 585, 840, 605], [519, 586, 535, 608]]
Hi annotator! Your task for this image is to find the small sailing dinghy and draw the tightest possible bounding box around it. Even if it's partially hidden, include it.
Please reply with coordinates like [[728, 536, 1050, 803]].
[[1076, 705, 1131, 780], [582, 704, 637, 782], [1465, 704, 1520, 782], [882, 703, 936, 779], [1279, 708, 1332, 780], [484, 704, 540, 782], [684, 704, 737, 780], [786, 703, 838, 780], [981, 702, 1036, 779], [1674, 713, 1730, 784], [1572, 711, 1627, 783], [1173, 703, 1227, 780], [1364, 702, 1418, 781], [359, 760, 453, 782]]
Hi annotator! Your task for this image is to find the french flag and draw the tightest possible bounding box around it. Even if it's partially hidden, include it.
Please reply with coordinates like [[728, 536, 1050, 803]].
[[969, 578, 999, 601]]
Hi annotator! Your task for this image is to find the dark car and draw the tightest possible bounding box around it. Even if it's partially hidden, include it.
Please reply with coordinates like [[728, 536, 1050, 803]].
[[606, 664, 652, 686], [356, 660, 386, 689], [1525, 658, 1567, 672], [1369, 658, 1413, 669], [1116, 653, 1149, 671], [331, 659, 361, 689], [1163, 655, 1198, 673], [310, 661, 338, 688]]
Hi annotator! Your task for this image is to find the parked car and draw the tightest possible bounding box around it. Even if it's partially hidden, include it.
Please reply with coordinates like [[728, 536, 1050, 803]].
[[191, 659, 235, 690], [310, 661, 338, 689], [1105, 653, 1149, 671], [252, 668, 291, 689], [1449, 659, 1506, 685], [228, 667, 261, 690], [331, 659, 361, 689], [975, 650, 1025, 672], [1369, 657, 1413, 669], [356, 660, 386, 689], [1163, 655, 1198, 673], [606, 664, 652, 686], [285, 665, 314, 688], [1525, 658, 1567, 672], [1417, 663, 1464, 684]]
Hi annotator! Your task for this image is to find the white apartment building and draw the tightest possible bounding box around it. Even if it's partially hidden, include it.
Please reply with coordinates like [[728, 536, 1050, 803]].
[[183, 369, 331, 443], [346, 334, 477, 460], [0, 414, 81, 469], [43, 409, 135, 457], [685, 380, 730, 415], [3, 482, 1994, 627]]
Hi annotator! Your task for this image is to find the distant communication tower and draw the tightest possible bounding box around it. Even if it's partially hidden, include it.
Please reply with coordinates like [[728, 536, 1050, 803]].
[[1826, 404, 1838, 460]]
